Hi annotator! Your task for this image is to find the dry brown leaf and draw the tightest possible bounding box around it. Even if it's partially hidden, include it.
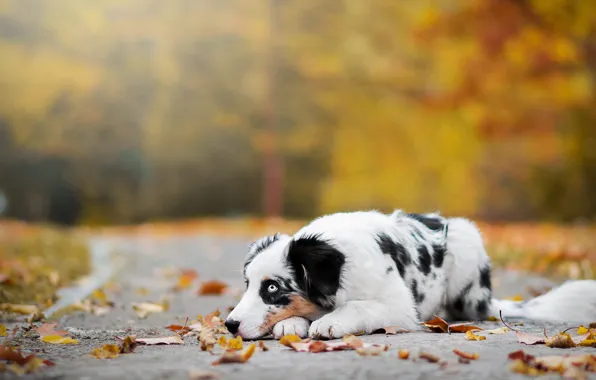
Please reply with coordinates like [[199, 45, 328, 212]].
[[419, 352, 440, 363], [289, 340, 351, 353], [117, 335, 183, 345], [516, 332, 545, 345], [0, 345, 54, 374], [422, 315, 449, 333], [258, 341, 269, 351], [398, 349, 410, 360], [279, 334, 303, 347], [212, 343, 256, 366], [507, 349, 596, 378], [198, 280, 229, 296], [90, 344, 121, 359], [342, 334, 388, 355], [35, 323, 68, 339], [453, 349, 479, 360], [120, 335, 137, 353], [545, 332, 576, 348], [373, 326, 409, 335], [166, 324, 192, 335], [464, 330, 486, 341], [199, 328, 217, 351], [449, 323, 483, 333]]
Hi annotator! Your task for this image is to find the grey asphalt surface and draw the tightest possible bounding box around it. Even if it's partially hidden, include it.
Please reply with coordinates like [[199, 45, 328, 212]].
[[4, 234, 596, 380]]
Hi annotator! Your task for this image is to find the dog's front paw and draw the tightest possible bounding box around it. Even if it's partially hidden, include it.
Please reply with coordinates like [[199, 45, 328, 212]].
[[272, 317, 310, 339], [308, 316, 352, 339]]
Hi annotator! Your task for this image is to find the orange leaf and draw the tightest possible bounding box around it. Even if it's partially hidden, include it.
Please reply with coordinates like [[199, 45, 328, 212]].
[[198, 281, 229, 296], [35, 323, 68, 339], [422, 315, 449, 333], [212, 343, 256, 365], [453, 348, 479, 360]]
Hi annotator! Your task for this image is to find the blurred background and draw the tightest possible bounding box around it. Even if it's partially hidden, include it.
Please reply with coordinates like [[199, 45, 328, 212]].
[[0, 0, 595, 227]]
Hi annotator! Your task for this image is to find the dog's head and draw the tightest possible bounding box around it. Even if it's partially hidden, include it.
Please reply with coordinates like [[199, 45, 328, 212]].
[[225, 233, 345, 339]]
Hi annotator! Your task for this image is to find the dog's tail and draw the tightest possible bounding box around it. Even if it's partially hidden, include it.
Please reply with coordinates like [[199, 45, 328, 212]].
[[490, 280, 596, 323]]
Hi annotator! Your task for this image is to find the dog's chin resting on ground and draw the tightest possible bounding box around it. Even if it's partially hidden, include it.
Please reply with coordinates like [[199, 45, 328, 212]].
[[224, 209, 596, 340]]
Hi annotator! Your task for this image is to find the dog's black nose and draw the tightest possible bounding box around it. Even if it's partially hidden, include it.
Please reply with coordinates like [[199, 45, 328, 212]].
[[225, 319, 240, 334]]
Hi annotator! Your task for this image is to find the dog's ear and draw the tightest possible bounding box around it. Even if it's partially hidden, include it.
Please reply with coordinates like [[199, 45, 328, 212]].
[[244, 233, 289, 276], [286, 234, 345, 309]]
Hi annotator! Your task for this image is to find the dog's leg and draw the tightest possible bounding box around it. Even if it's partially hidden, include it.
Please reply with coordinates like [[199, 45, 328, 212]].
[[272, 317, 310, 339], [308, 299, 419, 339]]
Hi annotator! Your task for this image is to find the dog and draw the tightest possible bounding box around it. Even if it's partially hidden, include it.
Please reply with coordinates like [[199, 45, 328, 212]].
[[225, 210, 596, 339]]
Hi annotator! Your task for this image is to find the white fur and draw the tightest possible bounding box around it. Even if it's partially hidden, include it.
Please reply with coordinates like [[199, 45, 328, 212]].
[[228, 210, 596, 339]]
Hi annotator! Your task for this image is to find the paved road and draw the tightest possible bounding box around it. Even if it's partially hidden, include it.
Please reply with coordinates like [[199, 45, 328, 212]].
[[6, 234, 595, 380]]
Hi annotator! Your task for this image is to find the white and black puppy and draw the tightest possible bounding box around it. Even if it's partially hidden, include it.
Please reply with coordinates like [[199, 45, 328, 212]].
[[225, 210, 596, 340]]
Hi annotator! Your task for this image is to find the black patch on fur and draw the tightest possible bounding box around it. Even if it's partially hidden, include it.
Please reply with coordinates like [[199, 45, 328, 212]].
[[452, 282, 473, 313], [476, 299, 488, 316], [407, 213, 444, 231], [410, 279, 425, 304], [376, 233, 411, 278], [244, 233, 282, 276], [431, 244, 445, 268], [417, 245, 432, 275], [286, 234, 345, 309], [479, 265, 492, 290], [259, 278, 291, 306], [386, 266, 394, 274]]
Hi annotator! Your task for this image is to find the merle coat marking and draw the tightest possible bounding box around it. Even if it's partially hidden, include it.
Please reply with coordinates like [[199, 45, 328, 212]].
[[225, 210, 596, 339]]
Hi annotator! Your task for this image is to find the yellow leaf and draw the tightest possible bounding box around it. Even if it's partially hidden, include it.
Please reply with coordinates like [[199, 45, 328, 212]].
[[577, 326, 588, 335], [41, 335, 79, 344], [279, 334, 302, 347], [464, 330, 486, 341], [0, 303, 39, 315], [504, 294, 524, 301], [90, 344, 120, 359], [0, 324, 6, 337]]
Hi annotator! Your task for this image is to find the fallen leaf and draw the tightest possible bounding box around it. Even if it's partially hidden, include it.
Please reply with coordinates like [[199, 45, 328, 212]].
[[0, 324, 6, 337], [449, 323, 483, 333], [342, 334, 388, 355], [0, 345, 31, 365], [40, 335, 79, 344], [578, 326, 589, 335], [453, 349, 479, 360], [373, 326, 409, 335], [0, 303, 39, 315], [545, 332, 576, 348], [117, 335, 183, 345], [579, 332, 596, 347], [288, 340, 352, 353], [166, 324, 192, 336], [0, 346, 54, 375], [258, 341, 269, 351], [188, 369, 221, 380], [218, 335, 243, 350], [486, 316, 499, 322], [173, 270, 199, 291], [419, 352, 440, 363], [212, 343, 256, 365], [198, 280, 229, 296], [398, 349, 410, 360], [505, 294, 524, 301], [199, 328, 217, 351], [499, 311, 544, 345], [484, 327, 509, 335], [90, 344, 121, 359], [279, 334, 302, 347], [132, 301, 167, 319], [35, 323, 68, 339], [423, 316, 449, 333], [507, 349, 596, 378], [464, 330, 486, 341], [119, 335, 137, 353]]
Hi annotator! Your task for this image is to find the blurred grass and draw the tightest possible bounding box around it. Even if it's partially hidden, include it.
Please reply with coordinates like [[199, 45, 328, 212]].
[[0, 221, 91, 307]]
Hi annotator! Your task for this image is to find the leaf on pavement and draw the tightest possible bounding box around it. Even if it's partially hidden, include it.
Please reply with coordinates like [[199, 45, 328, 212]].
[[453, 349, 479, 360], [373, 326, 409, 335], [464, 330, 486, 341], [419, 352, 441, 363], [279, 334, 302, 347], [199, 329, 217, 351], [35, 323, 68, 339], [508, 349, 596, 378], [131, 300, 169, 319], [0, 303, 39, 315], [398, 349, 410, 359], [166, 324, 192, 335], [289, 340, 352, 353], [90, 344, 121, 359], [258, 341, 269, 351], [484, 327, 509, 335], [545, 332, 576, 348], [218, 335, 243, 351], [577, 326, 589, 335], [449, 323, 483, 333], [0, 324, 6, 337], [212, 343, 256, 366], [41, 335, 79, 344], [342, 334, 388, 356], [197, 280, 228, 296], [422, 316, 449, 333], [515, 332, 545, 345], [119, 335, 137, 353]]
